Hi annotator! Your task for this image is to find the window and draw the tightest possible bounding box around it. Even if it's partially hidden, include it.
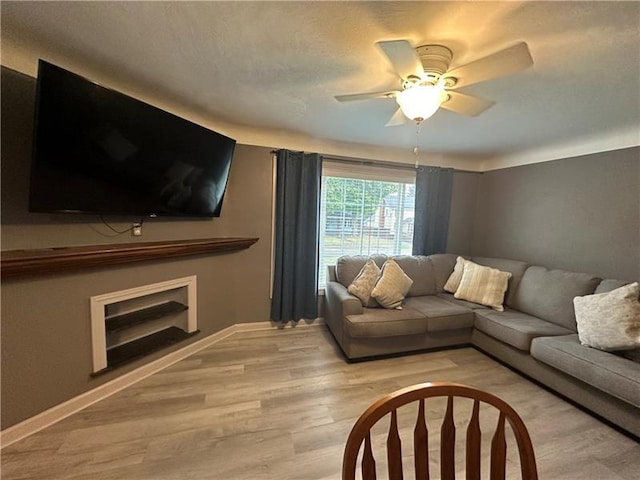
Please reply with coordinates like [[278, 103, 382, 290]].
[[318, 161, 416, 287]]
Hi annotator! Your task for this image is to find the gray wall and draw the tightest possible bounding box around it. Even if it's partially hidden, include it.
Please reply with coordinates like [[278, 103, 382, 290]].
[[447, 171, 480, 255], [471, 148, 640, 281], [1, 67, 274, 428]]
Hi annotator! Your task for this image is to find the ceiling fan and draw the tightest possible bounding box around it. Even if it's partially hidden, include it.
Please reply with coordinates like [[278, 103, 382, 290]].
[[335, 40, 533, 126]]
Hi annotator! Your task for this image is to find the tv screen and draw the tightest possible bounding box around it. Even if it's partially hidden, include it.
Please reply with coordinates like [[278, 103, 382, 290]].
[[29, 60, 236, 217]]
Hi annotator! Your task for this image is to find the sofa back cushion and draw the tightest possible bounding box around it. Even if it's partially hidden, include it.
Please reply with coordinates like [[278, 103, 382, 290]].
[[595, 278, 631, 294], [393, 255, 437, 297], [335, 254, 388, 288], [471, 256, 530, 307], [427, 253, 460, 292], [335, 254, 437, 297], [511, 266, 600, 330]]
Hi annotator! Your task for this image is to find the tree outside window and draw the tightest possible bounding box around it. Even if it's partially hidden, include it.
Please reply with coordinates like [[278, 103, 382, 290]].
[[319, 176, 415, 287]]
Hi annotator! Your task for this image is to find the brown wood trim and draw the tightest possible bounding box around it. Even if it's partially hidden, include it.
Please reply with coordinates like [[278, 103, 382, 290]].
[[1, 237, 259, 279]]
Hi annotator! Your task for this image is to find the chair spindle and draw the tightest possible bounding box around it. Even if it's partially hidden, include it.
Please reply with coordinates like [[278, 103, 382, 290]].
[[387, 409, 403, 480], [363, 432, 377, 480], [440, 396, 456, 480], [466, 400, 482, 480], [490, 412, 507, 480], [414, 398, 430, 480]]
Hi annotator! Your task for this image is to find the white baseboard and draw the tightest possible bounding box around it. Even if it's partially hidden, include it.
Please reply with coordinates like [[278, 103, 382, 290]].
[[0, 319, 324, 448]]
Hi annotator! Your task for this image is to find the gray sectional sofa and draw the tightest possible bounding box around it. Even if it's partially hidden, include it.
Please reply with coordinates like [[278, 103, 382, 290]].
[[324, 253, 640, 437]]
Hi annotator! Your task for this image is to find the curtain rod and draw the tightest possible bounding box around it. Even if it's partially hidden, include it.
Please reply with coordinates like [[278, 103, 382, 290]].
[[270, 150, 480, 174]]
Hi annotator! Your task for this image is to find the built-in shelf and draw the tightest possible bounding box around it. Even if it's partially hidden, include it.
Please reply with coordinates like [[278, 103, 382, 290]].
[[105, 301, 188, 334], [1, 237, 258, 279], [91, 276, 197, 376], [93, 327, 199, 376]]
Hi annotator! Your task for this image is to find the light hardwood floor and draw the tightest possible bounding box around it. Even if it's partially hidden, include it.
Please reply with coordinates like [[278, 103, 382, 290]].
[[2, 326, 638, 479]]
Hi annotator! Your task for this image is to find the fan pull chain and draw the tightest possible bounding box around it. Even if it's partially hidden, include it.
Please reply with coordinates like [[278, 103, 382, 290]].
[[413, 121, 422, 155]]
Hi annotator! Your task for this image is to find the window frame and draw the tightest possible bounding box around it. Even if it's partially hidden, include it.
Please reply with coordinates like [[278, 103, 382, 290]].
[[318, 161, 416, 289]]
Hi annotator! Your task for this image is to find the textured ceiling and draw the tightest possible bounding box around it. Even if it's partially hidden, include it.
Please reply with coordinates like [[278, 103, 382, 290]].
[[1, 1, 639, 170]]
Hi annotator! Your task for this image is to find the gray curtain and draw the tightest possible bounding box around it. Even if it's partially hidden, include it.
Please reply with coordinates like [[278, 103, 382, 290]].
[[270, 149, 322, 322], [412, 166, 454, 255]]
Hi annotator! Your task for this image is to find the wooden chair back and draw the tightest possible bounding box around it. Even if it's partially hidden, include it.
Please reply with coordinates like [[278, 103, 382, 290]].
[[342, 382, 538, 480]]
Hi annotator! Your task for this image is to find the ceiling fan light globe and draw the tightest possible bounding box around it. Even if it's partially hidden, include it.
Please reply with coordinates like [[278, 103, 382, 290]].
[[396, 85, 447, 122]]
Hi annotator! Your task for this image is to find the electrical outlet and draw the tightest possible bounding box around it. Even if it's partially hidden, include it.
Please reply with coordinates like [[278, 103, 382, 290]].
[[132, 223, 142, 236]]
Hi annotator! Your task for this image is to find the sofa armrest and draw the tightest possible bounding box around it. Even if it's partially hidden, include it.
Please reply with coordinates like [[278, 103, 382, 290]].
[[327, 265, 337, 283], [324, 280, 362, 346], [325, 280, 363, 317]]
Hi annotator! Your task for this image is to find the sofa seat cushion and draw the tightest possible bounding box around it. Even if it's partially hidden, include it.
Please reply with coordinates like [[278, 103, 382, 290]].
[[437, 292, 490, 311], [403, 296, 474, 332], [531, 334, 640, 407], [345, 307, 427, 338], [475, 309, 573, 351]]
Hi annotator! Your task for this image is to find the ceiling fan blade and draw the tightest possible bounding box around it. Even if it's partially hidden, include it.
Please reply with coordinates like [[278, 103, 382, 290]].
[[444, 42, 533, 88], [376, 40, 423, 80], [334, 90, 399, 102], [385, 108, 408, 127], [441, 91, 495, 117]]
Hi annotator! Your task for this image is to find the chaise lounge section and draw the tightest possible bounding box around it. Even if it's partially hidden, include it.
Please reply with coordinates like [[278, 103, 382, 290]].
[[324, 253, 640, 437]]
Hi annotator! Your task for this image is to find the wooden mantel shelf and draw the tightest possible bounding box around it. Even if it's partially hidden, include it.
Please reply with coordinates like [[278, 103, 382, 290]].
[[1, 237, 259, 279]]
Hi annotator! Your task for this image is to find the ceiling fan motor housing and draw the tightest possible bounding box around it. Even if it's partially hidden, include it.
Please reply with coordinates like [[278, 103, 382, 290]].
[[416, 44, 453, 83]]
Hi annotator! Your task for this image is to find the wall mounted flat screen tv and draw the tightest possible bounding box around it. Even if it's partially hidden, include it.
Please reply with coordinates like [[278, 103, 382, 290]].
[[29, 60, 236, 217]]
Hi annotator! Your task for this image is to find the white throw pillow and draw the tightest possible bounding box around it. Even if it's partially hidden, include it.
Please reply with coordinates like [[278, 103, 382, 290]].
[[347, 259, 381, 307], [443, 256, 467, 293], [573, 282, 640, 351], [454, 261, 512, 311], [370, 259, 413, 309]]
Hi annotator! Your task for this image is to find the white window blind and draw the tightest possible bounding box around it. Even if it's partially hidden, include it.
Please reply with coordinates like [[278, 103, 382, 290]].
[[319, 161, 416, 287], [322, 161, 417, 183]]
